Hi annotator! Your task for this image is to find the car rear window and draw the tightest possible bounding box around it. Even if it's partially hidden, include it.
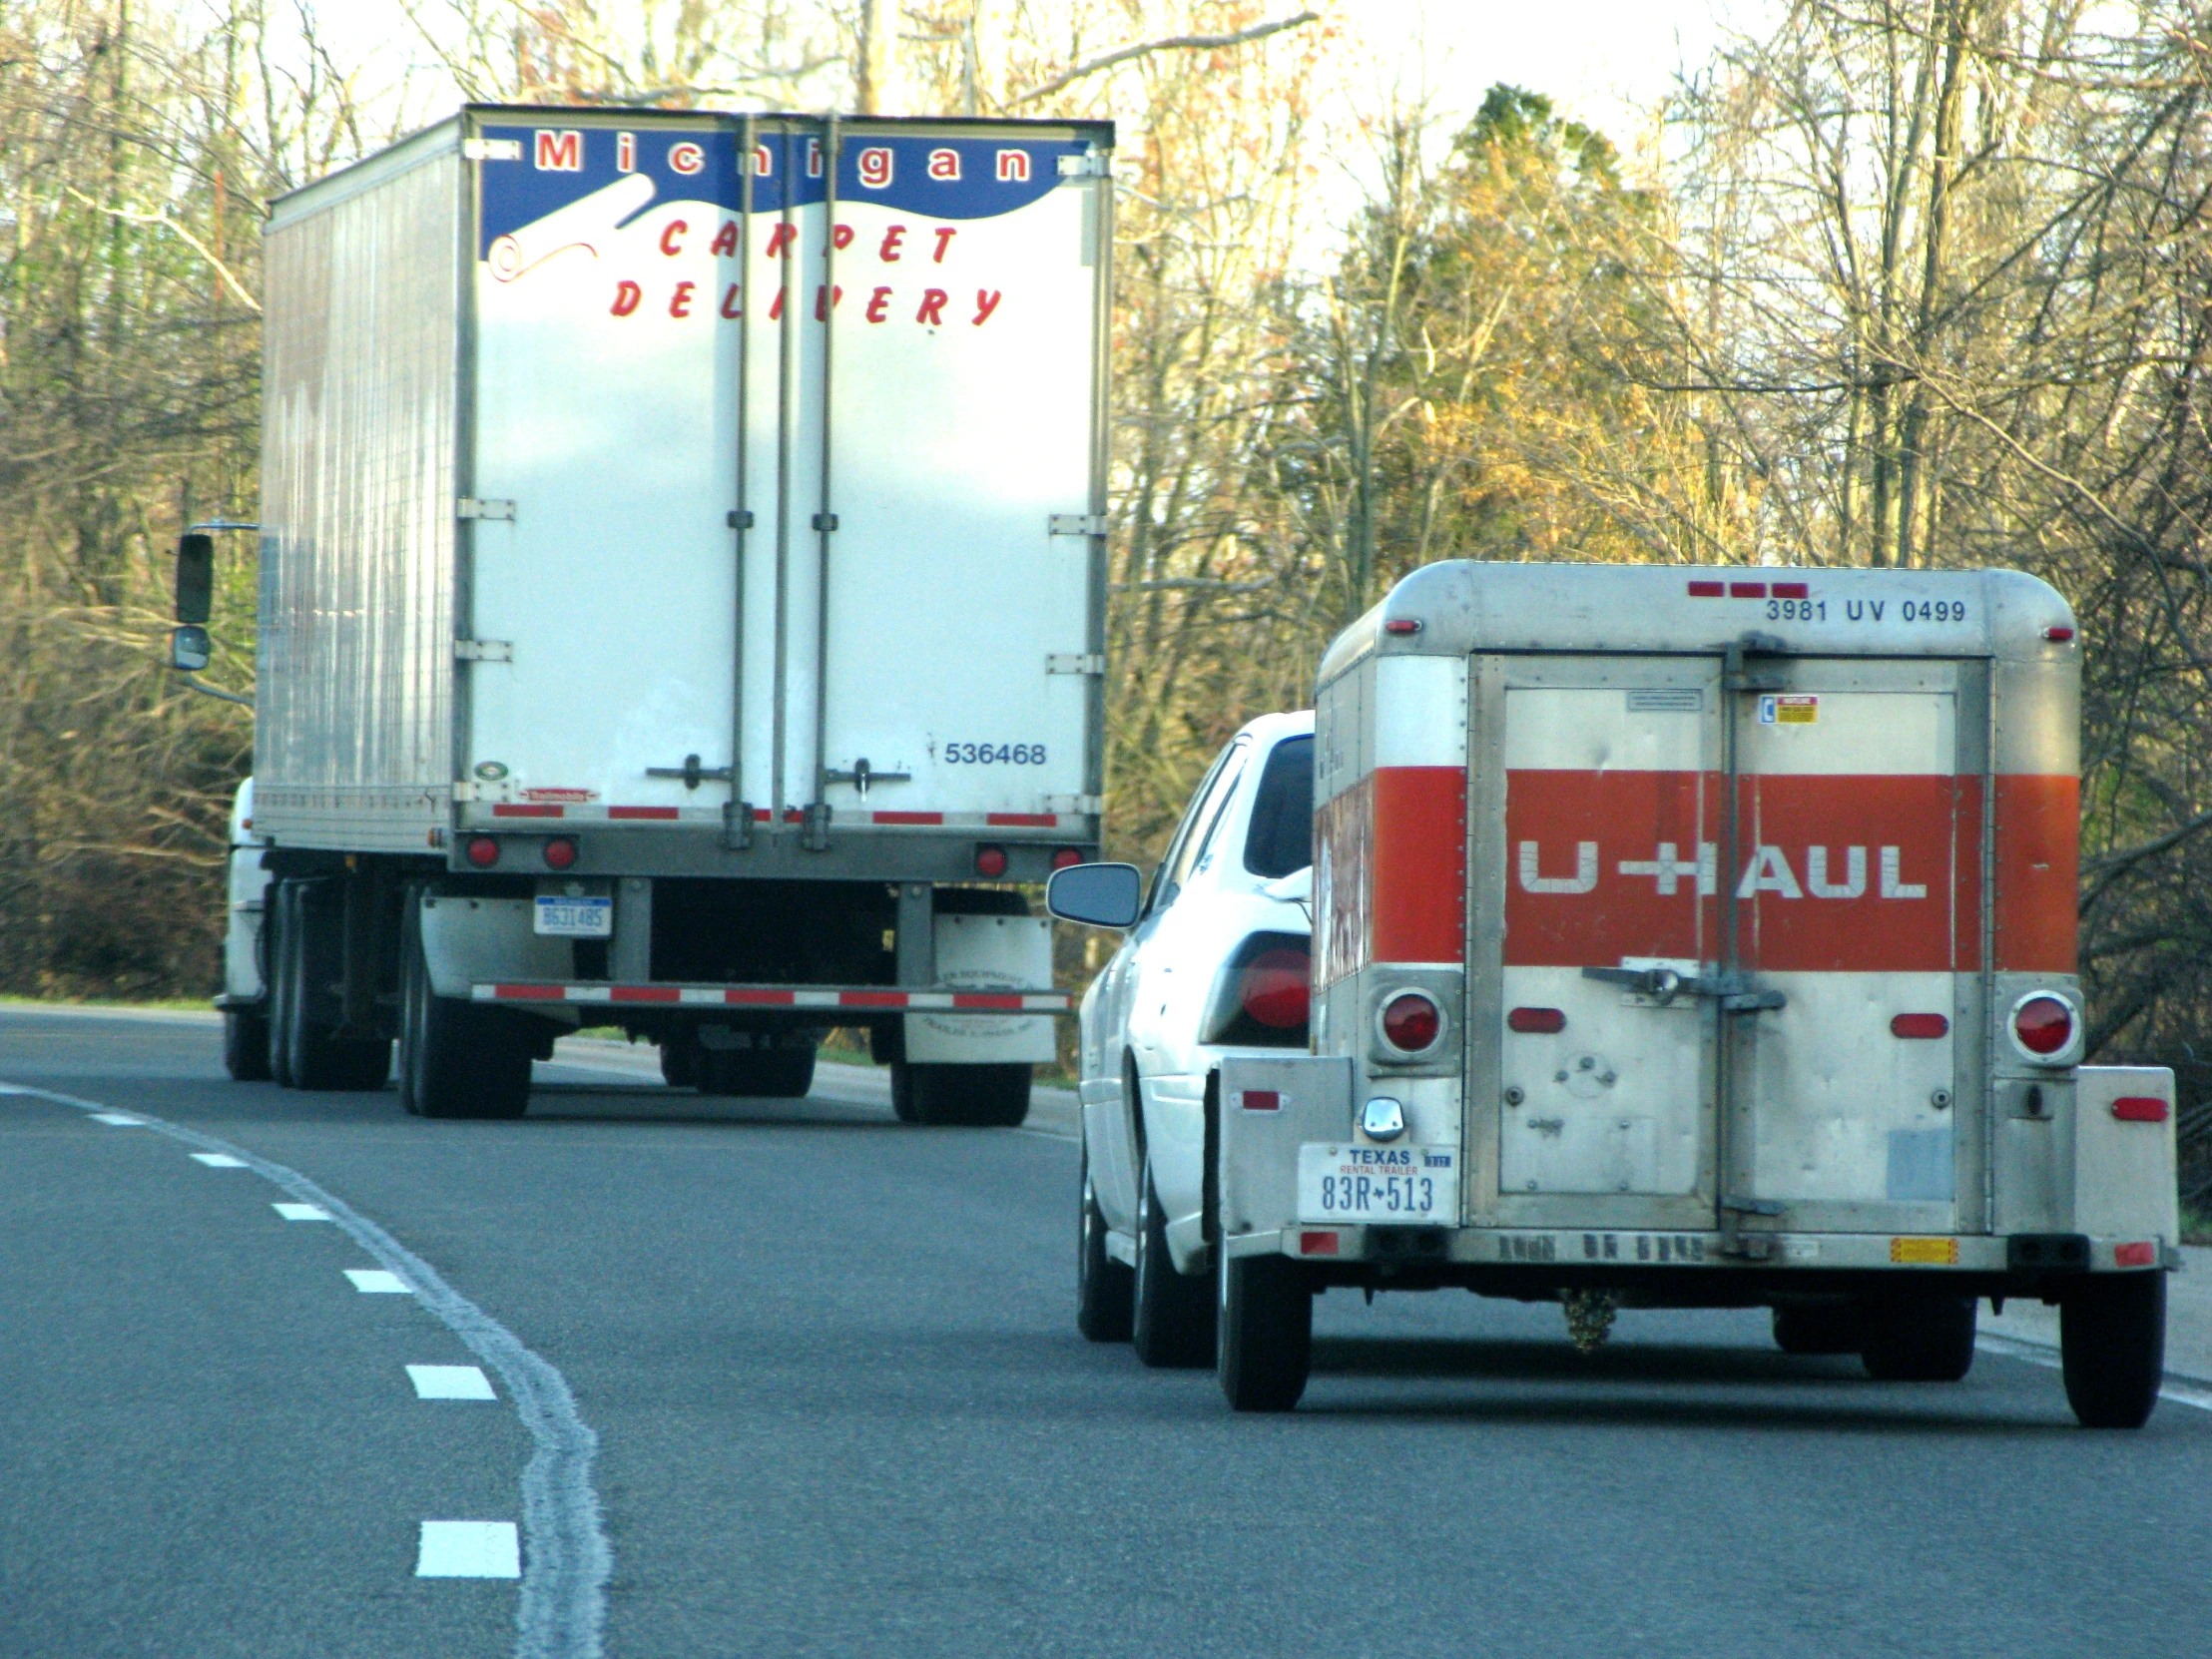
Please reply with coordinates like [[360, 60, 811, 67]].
[[1243, 736, 1314, 877]]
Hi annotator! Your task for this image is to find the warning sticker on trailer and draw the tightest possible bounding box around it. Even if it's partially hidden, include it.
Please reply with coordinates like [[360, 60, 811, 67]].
[[1758, 694, 1819, 726]]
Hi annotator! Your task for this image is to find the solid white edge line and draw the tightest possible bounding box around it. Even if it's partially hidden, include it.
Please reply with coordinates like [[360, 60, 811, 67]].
[[2, 1079, 608, 1658], [1975, 1331, 2212, 1411]]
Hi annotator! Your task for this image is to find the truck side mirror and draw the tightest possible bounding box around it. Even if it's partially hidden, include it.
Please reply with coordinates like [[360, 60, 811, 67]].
[[175, 532, 215, 624], [1046, 861, 1142, 929], [169, 624, 212, 673]]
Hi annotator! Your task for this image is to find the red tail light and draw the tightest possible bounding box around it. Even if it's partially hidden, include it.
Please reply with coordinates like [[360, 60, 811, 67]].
[[1240, 947, 1311, 1029], [1381, 991, 1441, 1053], [542, 836, 579, 870], [464, 835, 500, 868], [2112, 1096, 2169, 1123], [974, 844, 1008, 877], [1507, 1006, 1565, 1034], [1051, 846, 1084, 870], [2012, 994, 2074, 1057]]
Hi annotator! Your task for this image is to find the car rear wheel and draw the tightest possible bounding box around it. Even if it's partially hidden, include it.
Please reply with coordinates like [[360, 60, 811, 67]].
[[1076, 1138, 1134, 1343], [1860, 1295, 1976, 1382], [2061, 1271, 2165, 1429], [1132, 1143, 1214, 1368], [1217, 1248, 1311, 1411]]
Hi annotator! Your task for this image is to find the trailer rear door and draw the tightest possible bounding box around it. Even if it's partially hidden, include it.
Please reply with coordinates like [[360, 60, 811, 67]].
[[1484, 654, 1982, 1240]]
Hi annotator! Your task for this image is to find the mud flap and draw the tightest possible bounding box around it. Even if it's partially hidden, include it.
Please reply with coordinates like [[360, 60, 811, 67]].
[[1219, 1055, 1356, 1242]]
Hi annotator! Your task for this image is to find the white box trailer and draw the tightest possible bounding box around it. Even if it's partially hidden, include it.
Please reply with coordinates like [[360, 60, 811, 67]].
[[1218, 562, 2179, 1427], [208, 106, 1112, 1122]]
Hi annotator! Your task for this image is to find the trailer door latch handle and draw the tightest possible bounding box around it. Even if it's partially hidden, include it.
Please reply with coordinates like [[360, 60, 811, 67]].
[[1582, 966, 1787, 1013], [647, 754, 734, 791], [823, 758, 910, 797]]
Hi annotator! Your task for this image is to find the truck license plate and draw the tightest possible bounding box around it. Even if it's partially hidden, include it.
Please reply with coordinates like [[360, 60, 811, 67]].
[[1298, 1144, 1458, 1224], [534, 895, 612, 937]]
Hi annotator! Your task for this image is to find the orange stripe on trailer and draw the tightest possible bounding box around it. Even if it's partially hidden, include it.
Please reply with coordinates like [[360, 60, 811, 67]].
[[872, 811, 943, 825], [838, 990, 908, 1008], [609, 985, 681, 1002], [608, 806, 680, 820], [986, 813, 1057, 827], [721, 988, 797, 1005], [1993, 774, 2078, 973], [952, 993, 1025, 1010], [1371, 767, 1467, 964], [491, 804, 564, 818], [493, 983, 567, 1000]]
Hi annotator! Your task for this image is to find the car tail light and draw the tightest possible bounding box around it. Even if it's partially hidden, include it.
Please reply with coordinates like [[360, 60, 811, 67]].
[[1051, 846, 1084, 870], [1381, 991, 1441, 1054], [464, 835, 500, 868], [2044, 626, 2075, 642], [1239, 948, 1310, 1030], [974, 844, 1008, 877], [1507, 1006, 1565, 1034], [1891, 1013, 1948, 1038], [542, 836, 579, 870], [2011, 993, 2075, 1058]]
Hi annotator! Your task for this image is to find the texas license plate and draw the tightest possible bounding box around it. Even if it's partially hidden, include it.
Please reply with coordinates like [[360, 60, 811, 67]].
[[533, 895, 612, 937], [1298, 1144, 1458, 1224]]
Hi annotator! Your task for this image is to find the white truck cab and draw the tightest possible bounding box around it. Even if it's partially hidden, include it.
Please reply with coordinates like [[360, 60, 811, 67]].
[[1219, 561, 2177, 1429]]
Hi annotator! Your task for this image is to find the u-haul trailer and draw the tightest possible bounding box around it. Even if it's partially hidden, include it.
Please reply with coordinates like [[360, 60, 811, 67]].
[[1218, 561, 2178, 1428], [203, 106, 1111, 1123]]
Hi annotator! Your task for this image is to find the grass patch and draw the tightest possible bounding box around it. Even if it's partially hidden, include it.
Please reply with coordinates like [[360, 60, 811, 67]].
[[0, 994, 216, 1013], [2182, 1203, 2212, 1249]]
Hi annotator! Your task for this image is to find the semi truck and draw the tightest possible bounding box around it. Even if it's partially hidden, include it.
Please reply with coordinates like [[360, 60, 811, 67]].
[[1206, 561, 2178, 1427], [183, 106, 1113, 1123]]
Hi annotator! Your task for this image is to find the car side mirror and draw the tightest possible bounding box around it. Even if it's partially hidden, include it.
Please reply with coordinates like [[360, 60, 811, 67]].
[[1046, 861, 1142, 929], [169, 624, 212, 673], [175, 532, 215, 624]]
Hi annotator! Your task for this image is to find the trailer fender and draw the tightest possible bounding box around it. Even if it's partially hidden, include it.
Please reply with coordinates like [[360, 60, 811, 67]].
[[419, 894, 572, 998]]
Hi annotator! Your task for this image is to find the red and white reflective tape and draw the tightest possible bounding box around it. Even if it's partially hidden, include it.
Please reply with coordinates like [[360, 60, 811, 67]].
[[479, 805, 1080, 829], [472, 982, 1073, 1012]]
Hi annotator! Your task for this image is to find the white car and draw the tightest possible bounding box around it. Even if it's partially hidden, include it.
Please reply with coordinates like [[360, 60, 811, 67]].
[[1046, 712, 1314, 1367]]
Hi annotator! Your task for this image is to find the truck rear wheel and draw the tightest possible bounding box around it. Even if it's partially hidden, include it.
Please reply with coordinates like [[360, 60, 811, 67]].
[[659, 1037, 697, 1088], [2061, 1271, 2165, 1429], [908, 1063, 1030, 1127], [1860, 1295, 1976, 1382], [1076, 1139, 1134, 1342], [223, 1007, 274, 1082], [1132, 1147, 1215, 1368], [1773, 1301, 1864, 1356], [398, 905, 530, 1119], [1218, 1250, 1312, 1411], [699, 1044, 817, 1099], [272, 880, 391, 1092], [889, 1062, 920, 1123]]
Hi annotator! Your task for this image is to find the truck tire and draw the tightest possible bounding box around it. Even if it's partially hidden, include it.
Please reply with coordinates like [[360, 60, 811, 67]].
[[889, 1062, 920, 1123], [271, 880, 392, 1091], [1132, 1145, 1215, 1368], [1773, 1301, 1864, 1356], [1860, 1295, 1976, 1382], [659, 1038, 697, 1088], [1076, 1138, 1134, 1342], [2061, 1272, 2165, 1429], [909, 1063, 1030, 1127], [698, 1044, 817, 1098], [1218, 1249, 1312, 1411], [266, 883, 298, 1087], [398, 907, 530, 1120], [224, 1006, 274, 1082]]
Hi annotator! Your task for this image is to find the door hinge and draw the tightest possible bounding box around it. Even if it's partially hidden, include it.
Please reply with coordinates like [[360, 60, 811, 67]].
[[1046, 653, 1106, 676], [1044, 794, 1104, 817], [1056, 152, 1112, 178], [451, 779, 512, 804], [802, 802, 833, 851], [1048, 513, 1108, 537], [457, 497, 516, 521], [453, 639, 513, 663]]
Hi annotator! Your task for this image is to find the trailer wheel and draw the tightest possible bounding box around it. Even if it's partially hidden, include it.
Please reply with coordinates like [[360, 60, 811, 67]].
[[1076, 1137, 1134, 1342], [398, 903, 530, 1119], [271, 880, 391, 1092], [1860, 1295, 1976, 1382], [2061, 1272, 2165, 1429], [1132, 1145, 1215, 1368], [659, 1038, 697, 1089], [266, 883, 299, 1087], [224, 1007, 274, 1082], [1218, 1249, 1312, 1411], [699, 1045, 817, 1099], [1773, 1301, 1864, 1356], [888, 1062, 920, 1123], [908, 1063, 1030, 1127]]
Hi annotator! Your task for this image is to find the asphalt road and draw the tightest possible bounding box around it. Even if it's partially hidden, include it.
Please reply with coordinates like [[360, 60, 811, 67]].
[[4, 1004, 2211, 1659]]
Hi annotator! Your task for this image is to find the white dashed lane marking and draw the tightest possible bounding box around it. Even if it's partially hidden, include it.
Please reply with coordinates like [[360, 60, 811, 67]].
[[345, 1269, 412, 1295], [416, 1520, 521, 1578], [93, 1112, 143, 1126], [274, 1202, 331, 1221], [409, 1364, 497, 1400], [190, 1151, 248, 1168]]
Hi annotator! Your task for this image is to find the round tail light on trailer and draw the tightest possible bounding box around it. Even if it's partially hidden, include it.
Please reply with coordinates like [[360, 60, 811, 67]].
[[542, 836, 579, 870], [1239, 947, 1311, 1030], [1051, 847, 1085, 870], [1380, 991, 1442, 1055], [2011, 993, 2076, 1061], [974, 844, 1008, 877], [464, 835, 501, 868]]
